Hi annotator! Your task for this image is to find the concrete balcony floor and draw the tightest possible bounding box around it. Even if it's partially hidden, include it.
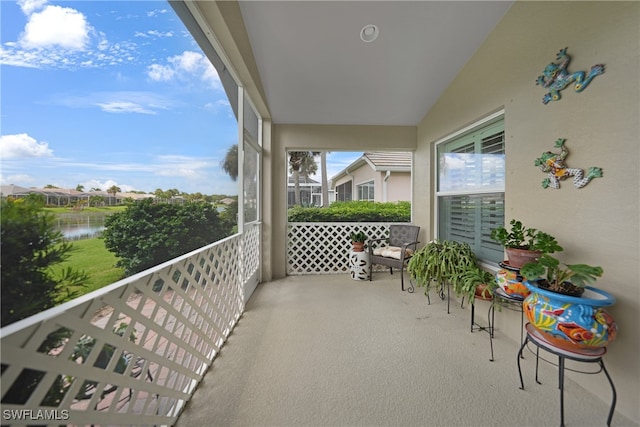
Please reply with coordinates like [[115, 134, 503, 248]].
[[176, 274, 632, 427]]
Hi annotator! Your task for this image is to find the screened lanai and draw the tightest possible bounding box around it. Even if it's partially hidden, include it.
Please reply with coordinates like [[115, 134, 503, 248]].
[[1, 1, 638, 426]]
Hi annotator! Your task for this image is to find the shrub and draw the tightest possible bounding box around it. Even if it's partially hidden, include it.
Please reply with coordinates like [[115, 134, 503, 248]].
[[287, 201, 410, 222], [1, 198, 88, 326], [102, 199, 233, 275]]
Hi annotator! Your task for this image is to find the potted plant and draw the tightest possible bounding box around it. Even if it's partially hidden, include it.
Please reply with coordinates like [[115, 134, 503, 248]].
[[452, 265, 496, 305], [349, 231, 368, 252], [520, 254, 617, 350], [520, 254, 603, 297], [490, 219, 563, 268], [408, 240, 477, 307]]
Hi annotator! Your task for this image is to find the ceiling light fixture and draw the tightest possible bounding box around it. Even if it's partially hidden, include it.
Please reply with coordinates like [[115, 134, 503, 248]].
[[360, 24, 379, 43]]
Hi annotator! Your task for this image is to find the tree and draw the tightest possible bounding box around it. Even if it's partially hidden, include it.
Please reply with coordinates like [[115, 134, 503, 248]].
[[222, 144, 239, 181], [289, 151, 319, 206], [1, 199, 88, 326], [107, 185, 121, 197], [154, 188, 167, 200], [76, 184, 85, 192], [89, 195, 105, 207], [220, 200, 238, 230], [24, 192, 46, 207], [102, 199, 233, 275]]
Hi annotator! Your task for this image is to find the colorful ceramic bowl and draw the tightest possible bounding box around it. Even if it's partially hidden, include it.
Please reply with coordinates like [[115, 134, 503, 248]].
[[495, 269, 530, 299], [523, 280, 617, 350]]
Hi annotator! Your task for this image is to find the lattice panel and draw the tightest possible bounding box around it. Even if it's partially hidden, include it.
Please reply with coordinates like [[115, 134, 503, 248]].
[[242, 223, 261, 283], [287, 222, 397, 275], [0, 235, 246, 426]]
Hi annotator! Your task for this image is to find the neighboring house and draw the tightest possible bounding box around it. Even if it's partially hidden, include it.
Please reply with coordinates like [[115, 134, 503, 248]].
[[287, 175, 323, 207], [331, 152, 411, 203]]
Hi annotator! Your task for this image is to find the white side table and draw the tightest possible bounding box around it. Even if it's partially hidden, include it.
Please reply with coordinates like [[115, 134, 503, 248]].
[[349, 250, 371, 280]]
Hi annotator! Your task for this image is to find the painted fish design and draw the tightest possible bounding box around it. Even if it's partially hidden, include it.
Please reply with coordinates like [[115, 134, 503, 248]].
[[557, 322, 594, 343], [542, 308, 565, 316]]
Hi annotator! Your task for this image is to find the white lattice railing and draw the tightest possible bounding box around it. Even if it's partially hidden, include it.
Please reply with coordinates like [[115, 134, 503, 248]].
[[0, 224, 260, 427], [287, 222, 401, 275]]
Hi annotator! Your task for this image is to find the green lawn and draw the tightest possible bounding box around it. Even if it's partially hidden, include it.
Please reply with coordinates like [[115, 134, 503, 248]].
[[51, 238, 125, 301]]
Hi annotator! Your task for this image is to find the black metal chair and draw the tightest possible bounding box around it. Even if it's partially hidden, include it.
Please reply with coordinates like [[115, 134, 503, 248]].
[[368, 224, 420, 291]]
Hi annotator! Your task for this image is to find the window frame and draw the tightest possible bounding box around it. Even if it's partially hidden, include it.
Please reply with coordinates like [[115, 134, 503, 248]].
[[357, 180, 375, 201], [434, 110, 505, 264]]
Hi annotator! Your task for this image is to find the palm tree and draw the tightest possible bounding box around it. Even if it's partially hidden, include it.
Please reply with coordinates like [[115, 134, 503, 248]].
[[107, 185, 121, 197], [289, 151, 319, 206], [222, 144, 239, 182], [107, 185, 121, 205]]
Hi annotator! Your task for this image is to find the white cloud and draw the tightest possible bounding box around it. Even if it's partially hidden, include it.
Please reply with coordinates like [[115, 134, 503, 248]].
[[147, 63, 175, 81], [97, 101, 157, 115], [81, 179, 136, 193], [20, 5, 91, 50], [0, 133, 54, 159], [135, 30, 174, 39], [147, 9, 168, 18], [154, 155, 210, 178], [18, 0, 48, 15], [0, 173, 36, 186], [52, 91, 172, 114], [148, 51, 221, 90]]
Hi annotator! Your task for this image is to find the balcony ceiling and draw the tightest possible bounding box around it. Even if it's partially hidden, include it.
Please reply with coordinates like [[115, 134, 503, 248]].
[[238, 1, 513, 126]]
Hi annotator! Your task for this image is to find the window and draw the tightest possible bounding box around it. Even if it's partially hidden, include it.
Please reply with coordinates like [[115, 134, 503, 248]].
[[436, 116, 505, 263], [336, 181, 352, 202], [357, 181, 375, 201]]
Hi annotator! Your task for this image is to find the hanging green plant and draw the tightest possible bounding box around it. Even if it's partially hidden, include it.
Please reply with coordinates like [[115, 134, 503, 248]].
[[407, 240, 477, 296]]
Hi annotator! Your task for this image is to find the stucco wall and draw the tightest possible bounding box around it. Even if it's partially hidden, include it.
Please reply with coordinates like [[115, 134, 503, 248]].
[[414, 1, 639, 422], [333, 166, 411, 202], [384, 172, 411, 202]]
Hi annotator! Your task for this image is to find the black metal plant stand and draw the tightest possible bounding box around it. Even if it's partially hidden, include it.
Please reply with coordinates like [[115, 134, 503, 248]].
[[470, 286, 524, 361], [517, 323, 617, 427]]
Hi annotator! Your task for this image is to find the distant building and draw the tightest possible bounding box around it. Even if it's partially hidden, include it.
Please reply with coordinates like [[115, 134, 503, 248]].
[[330, 152, 412, 203], [287, 176, 323, 208], [0, 185, 157, 206]]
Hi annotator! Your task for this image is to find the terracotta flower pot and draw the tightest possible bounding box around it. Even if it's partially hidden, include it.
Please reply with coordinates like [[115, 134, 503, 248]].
[[505, 247, 542, 269], [352, 242, 365, 252]]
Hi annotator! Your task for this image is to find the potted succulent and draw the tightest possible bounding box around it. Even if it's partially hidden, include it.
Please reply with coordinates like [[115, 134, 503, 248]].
[[452, 265, 496, 305], [520, 254, 617, 350], [349, 231, 368, 252], [490, 219, 563, 268]]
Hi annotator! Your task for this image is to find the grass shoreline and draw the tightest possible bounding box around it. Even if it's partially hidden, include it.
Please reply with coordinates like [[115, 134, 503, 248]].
[[45, 206, 127, 214], [51, 237, 124, 301]]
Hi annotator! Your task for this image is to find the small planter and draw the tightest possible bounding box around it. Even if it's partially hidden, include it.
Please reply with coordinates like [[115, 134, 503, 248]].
[[352, 241, 365, 252], [474, 283, 493, 301], [523, 280, 618, 351]]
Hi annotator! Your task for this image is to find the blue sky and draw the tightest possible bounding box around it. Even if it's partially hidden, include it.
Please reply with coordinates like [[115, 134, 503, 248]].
[[0, 0, 362, 195]]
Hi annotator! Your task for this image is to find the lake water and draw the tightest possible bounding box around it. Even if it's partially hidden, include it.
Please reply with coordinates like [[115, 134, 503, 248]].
[[54, 212, 110, 240]]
